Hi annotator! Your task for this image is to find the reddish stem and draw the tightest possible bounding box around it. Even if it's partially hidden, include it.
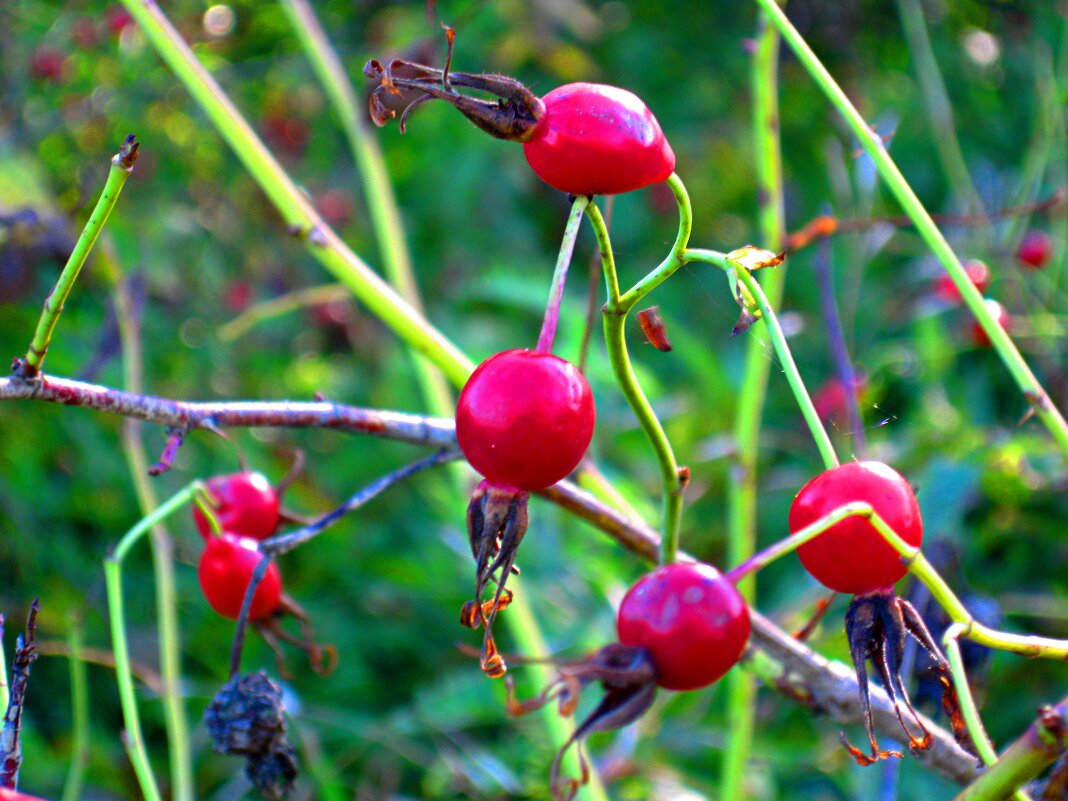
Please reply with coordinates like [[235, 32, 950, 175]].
[[537, 197, 589, 353]]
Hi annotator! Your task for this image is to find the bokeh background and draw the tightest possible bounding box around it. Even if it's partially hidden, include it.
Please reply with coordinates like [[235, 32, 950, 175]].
[[1, 1, 1067, 799]]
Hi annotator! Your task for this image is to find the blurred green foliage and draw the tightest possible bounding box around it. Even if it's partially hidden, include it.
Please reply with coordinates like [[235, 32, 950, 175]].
[[1, 1, 1067, 799]]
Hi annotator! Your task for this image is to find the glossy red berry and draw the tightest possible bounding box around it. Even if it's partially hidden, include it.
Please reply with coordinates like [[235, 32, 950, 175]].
[[0, 790, 49, 801], [971, 299, 1012, 348], [193, 472, 280, 541], [198, 533, 282, 620], [1017, 231, 1052, 269], [934, 259, 991, 303], [522, 83, 676, 196], [617, 562, 750, 691], [456, 349, 595, 491], [790, 461, 923, 595]]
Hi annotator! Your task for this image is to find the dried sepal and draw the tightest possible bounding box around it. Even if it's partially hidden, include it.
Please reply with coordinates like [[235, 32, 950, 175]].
[[637, 306, 673, 352], [506, 643, 658, 801], [462, 482, 530, 676], [842, 589, 948, 765]]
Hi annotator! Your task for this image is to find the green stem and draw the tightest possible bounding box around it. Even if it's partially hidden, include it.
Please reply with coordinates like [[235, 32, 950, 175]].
[[276, 0, 459, 421], [723, 10, 787, 799], [117, 0, 473, 387], [727, 502, 1068, 659], [617, 174, 692, 311], [942, 626, 999, 765], [754, 0, 1068, 460], [505, 575, 611, 801], [216, 283, 349, 341], [537, 196, 589, 353], [21, 139, 135, 376], [588, 201, 684, 563], [688, 250, 839, 470], [61, 616, 90, 801], [107, 262, 194, 801], [105, 484, 202, 801], [894, 0, 984, 213], [951, 697, 1068, 801]]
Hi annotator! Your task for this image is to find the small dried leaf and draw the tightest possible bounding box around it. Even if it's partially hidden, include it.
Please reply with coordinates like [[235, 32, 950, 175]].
[[637, 306, 673, 351], [725, 244, 785, 271]]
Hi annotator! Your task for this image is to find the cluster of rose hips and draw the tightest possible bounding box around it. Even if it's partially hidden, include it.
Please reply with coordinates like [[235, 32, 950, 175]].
[[362, 44, 973, 793], [931, 231, 1054, 348]]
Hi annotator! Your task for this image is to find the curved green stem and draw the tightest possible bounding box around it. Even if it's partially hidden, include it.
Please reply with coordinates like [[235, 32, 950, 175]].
[[21, 138, 136, 376], [117, 0, 473, 387], [276, 0, 458, 421], [687, 249, 839, 470], [754, 0, 1068, 460], [723, 10, 787, 798], [588, 200, 684, 563], [61, 616, 89, 801], [943, 627, 1032, 801], [106, 259, 194, 801], [727, 502, 1068, 660], [105, 484, 203, 801], [617, 173, 692, 312]]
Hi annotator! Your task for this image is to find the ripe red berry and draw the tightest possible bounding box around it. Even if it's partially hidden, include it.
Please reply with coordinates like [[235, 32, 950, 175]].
[[616, 562, 750, 691], [0, 790, 48, 801], [455, 349, 595, 491], [1016, 231, 1052, 269], [934, 259, 991, 303], [789, 461, 923, 595], [971, 299, 1012, 348], [522, 83, 676, 196], [197, 533, 282, 620], [193, 472, 280, 541], [29, 47, 66, 82]]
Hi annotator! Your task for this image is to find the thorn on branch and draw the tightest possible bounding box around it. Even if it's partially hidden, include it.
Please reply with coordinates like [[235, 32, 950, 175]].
[[148, 427, 187, 476], [116, 134, 139, 170], [0, 600, 41, 790]]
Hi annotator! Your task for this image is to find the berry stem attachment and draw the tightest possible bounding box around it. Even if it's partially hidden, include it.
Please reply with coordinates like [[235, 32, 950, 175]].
[[753, 0, 1068, 461], [587, 200, 684, 564], [17, 135, 137, 379], [687, 249, 839, 470], [726, 502, 1068, 659], [537, 196, 590, 353], [104, 483, 207, 801]]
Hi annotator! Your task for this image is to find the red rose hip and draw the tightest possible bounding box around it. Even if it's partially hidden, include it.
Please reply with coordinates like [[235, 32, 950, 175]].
[[456, 349, 595, 491], [971, 299, 1012, 348], [1016, 231, 1052, 269], [790, 461, 923, 595], [198, 533, 282, 620], [934, 259, 991, 303], [522, 83, 676, 196], [193, 472, 280, 541], [617, 562, 750, 691]]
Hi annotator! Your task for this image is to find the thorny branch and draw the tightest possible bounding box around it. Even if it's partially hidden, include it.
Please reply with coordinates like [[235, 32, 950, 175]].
[[0, 371, 984, 783], [0, 601, 41, 790]]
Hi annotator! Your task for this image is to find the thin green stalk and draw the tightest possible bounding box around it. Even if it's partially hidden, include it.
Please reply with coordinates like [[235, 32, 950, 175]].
[[754, 0, 1068, 460], [505, 575, 610, 801], [217, 283, 349, 341], [117, 0, 473, 387], [61, 616, 89, 801], [21, 138, 136, 376], [105, 484, 202, 801], [723, 9, 786, 799], [943, 629, 1032, 801], [276, 0, 458, 422], [727, 501, 1068, 659], [538, 196, 589, 352], [588, 201, 684, 563], [943, 626, 999, 766], [952, 697, 1068, 801], [688, 250, 839, 470], [106, 262, 194, 801], [616, 174, 692, 312], [895, 0, 984, 213]]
